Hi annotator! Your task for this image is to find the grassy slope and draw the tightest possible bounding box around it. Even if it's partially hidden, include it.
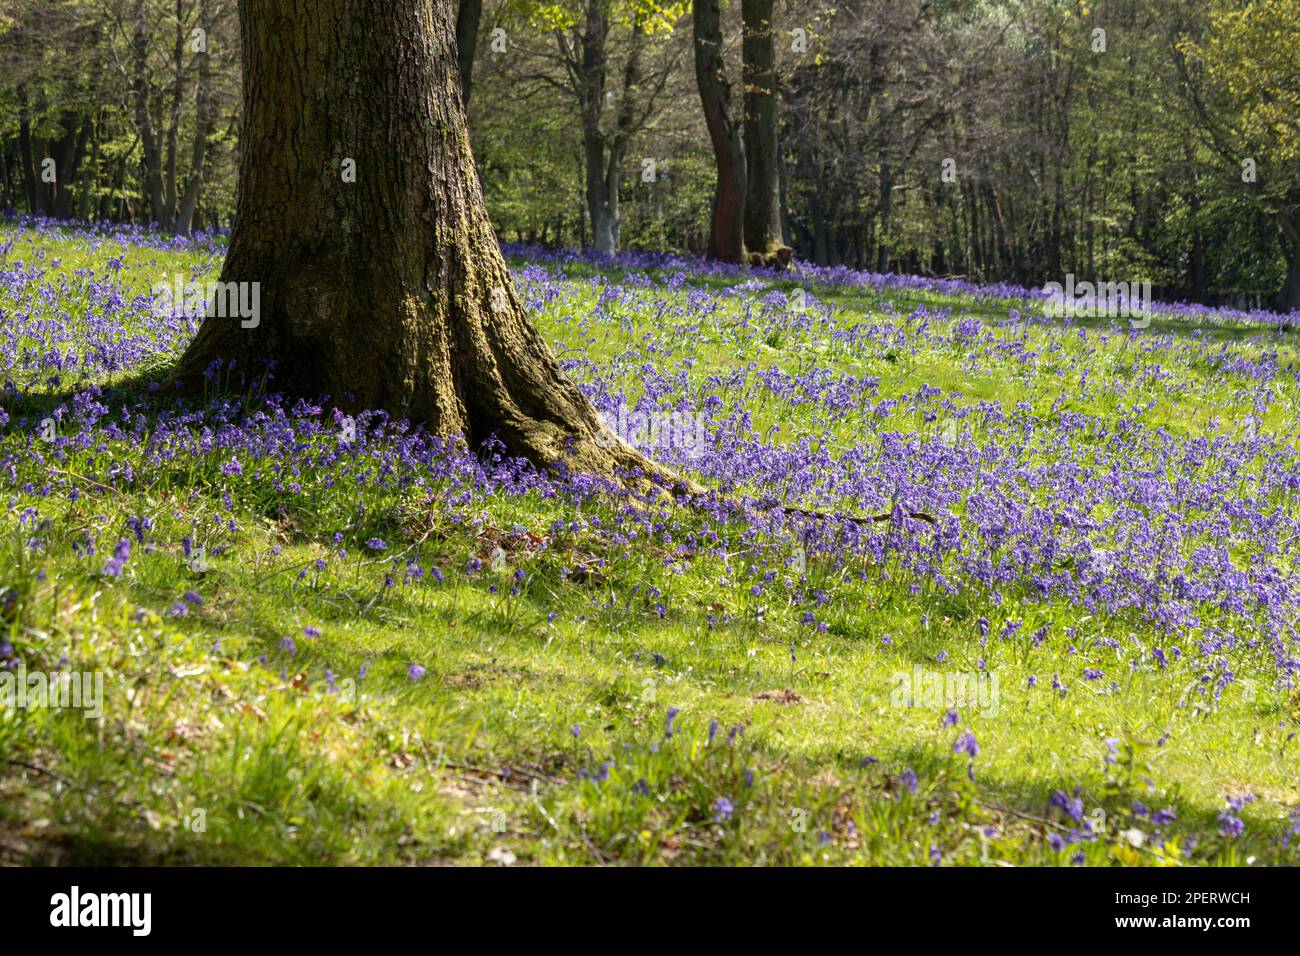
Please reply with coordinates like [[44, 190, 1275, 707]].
[[2, 224, 1298, 865]]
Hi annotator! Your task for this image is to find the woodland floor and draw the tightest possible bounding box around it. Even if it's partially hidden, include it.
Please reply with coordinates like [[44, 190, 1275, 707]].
[[2, 221, 1299, 865]]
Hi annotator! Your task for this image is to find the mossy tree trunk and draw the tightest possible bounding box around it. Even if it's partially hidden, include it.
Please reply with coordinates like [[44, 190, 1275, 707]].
[[170, 0, 671, 484]]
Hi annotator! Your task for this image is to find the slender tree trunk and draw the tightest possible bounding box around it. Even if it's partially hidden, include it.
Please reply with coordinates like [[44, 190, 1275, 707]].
[[105, 149, 130, 221], [740, 0, 788, 267], [16, 85, 40, 215], [60, 116, 92, 219], [176, 0, 215, 233], [577, 190, 586, 248], [51, 119, 77, 218], [82, 115, 101, 221], [0, 144, 12, 209], [693, 0, 745, 262], [169, 0, 674, 484], [161, 0, 187, 230], [1277, 209, 1300, 311], [455, 0, 482, 105], [602, 144, 622, 253], [810, 193, 829, 266], [986, 184, 1010, 278], [578, 1, 620, 256], [134, 0, 167, 224], [1186, 166, 1206, 300], [875, 162, 893, 272], [584, 128, 617, 255]]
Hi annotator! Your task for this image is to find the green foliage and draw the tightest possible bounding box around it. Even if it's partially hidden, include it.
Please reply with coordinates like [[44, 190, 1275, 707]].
[[1185, 0, 1300, 165]]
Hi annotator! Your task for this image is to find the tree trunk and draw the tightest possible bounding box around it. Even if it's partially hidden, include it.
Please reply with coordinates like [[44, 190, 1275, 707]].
[[51, 114, 92, 219], [602, 146, 622, 253], [81, 115, 101, 221], [455, 0, 482, 105], [584, 129, 619, 256], [133, 0, 168, 225], [1186, 161, 1206, 300], [0, 143, 12, 209], [51, 119, 77, 218], [740, 0, 788, 268], [693, 0, 745, 263], [105, 149, 130, 221], [875, 162, 893, 272], [16, 85, 40, 215], [169, 0, 674, 485], [1277, 209, 1300, 311], [176, 0, 215, 234], [162, 0, 188, 230], [578, 1, 620, 256]]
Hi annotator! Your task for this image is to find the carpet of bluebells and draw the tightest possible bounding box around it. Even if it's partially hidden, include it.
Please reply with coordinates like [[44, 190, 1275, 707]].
[[2, 218, 1300, 865]]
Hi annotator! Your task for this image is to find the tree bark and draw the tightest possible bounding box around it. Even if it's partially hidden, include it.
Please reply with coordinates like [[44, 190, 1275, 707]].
[[169, 0, 675, 486], [693, 0, 745, 263], [740, 0, 788, 268]]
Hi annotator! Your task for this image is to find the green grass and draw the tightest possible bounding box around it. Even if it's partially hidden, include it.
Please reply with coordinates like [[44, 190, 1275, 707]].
[[2, 223, 1299, 866]]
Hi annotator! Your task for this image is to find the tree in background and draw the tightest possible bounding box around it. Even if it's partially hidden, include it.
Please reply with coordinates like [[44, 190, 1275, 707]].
[[509, 0, 686, 255], [782, 1, 958, 272], [0, 0, 239, 228], [126, 0, 238, 230], [739, 0, 786, 266], [692, 0, 744, 262], [1, 1, 112, 218], [470, 0, 700, 252], [1180, 0, 1300, 309], [2, 0, 1297, 311]]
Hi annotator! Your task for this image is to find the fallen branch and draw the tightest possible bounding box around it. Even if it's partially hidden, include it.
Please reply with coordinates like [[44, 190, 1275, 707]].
[[3, 757, 79, 789], [48, 468, 124, 498], [779, 503, 937, 526]]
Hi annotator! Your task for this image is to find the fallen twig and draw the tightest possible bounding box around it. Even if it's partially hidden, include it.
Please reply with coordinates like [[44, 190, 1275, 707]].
[[3, 757, 79, 789], [779, 503, 937, 526]]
